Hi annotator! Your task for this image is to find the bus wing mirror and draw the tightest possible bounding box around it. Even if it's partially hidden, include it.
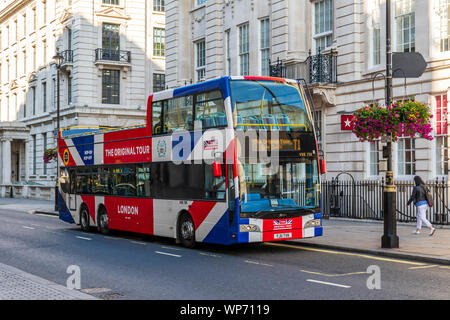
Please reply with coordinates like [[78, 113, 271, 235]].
[[213, 161, 222, 177], [320, 159, 326, 175]]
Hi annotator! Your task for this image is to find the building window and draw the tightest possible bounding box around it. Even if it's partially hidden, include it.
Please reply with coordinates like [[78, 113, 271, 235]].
[[260, 18, 270, 76], [102, 69, 120, 104], [43, 133, 47, 175], [153, 73, 165, 92], [440, 0, 450, 51], [153, 28, 165, 57], [371, 0, 381, 66], [67, 76, 72, 104], [369, 141, 380, 176], [395, 0, 415, 53], [153, 0, 165, 12], [436, 94, 448, 175], [398, 137, 416, 175], [103, 0, 119, 5], [196, 0, 206, 6], [313, 110, 323, 152], [225, 30, 231, 76], [195, 40, 206, 82], [32, 87, 36, 115], [239, 24, 250, 76], [314, 0, 333, 53], [42, 82, 47, 112], [32, 135, 37, 175], [102, 23, 120, 51]]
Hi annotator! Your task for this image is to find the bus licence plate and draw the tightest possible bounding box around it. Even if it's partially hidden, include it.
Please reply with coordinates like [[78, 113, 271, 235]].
[[274, 233, 292, 239]]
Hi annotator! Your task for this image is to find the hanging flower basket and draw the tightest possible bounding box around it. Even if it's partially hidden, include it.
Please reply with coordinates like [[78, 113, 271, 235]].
[[352, 100, 433, 143], [43, 148, 58, 164]]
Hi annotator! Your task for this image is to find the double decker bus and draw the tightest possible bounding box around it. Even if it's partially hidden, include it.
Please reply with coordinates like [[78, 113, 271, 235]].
[[57, 76, 324, 247]]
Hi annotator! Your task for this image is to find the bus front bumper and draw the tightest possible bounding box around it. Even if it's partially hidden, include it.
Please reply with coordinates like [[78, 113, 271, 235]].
[[237, 214, 323, 243]]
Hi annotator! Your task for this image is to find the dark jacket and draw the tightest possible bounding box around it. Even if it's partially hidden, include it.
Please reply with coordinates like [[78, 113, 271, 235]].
[[407, 185, 428, 206]]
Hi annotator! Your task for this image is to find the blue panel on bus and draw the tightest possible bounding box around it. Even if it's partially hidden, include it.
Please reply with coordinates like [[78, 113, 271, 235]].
[[72, 135, 95, 166], [202, 210, 231, 245], [314, 226, 323, 237], [58, 192, 75, 224], [173, 77, 230, 99]]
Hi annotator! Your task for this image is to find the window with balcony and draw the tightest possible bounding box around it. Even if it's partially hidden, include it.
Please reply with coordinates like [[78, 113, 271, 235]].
[[314, 0, 333, 53], [102, 69, 120, 104], [395, 0, 415, 53]]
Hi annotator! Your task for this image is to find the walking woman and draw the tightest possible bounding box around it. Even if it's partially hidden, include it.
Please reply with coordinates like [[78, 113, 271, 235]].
[[406, 176, 436, 236]]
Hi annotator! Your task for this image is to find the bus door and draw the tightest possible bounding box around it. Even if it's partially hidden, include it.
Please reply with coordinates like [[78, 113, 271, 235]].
[[68, 169, 77, 211]]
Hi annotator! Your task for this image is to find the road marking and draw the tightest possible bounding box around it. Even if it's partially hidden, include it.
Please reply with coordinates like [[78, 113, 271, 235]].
[[244, 260, 273, 267], [306, 279, 351, 289], [199, 252, 221, 258], [300, 269, 367, 277], [76, 236, 92, 241], [408, 265, 440, 270], [130, 241, 146, 245], [265, 242, 426, 266], [22, 226, 35, 230], [155, 251, 182, 258], [439, 266, 450, 270], [161, 246, 182, 251]]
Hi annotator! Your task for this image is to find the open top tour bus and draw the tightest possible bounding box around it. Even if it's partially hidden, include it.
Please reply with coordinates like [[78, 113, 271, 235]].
[[57, 76, 324, 247]]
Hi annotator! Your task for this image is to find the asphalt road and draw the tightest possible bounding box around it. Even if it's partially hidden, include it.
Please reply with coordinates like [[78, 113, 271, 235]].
[[0, 207, 449, 300]]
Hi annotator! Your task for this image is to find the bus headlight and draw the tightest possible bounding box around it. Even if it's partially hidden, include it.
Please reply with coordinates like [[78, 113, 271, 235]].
[[304, 219, 321, 229], [239, 224, 261, 232]]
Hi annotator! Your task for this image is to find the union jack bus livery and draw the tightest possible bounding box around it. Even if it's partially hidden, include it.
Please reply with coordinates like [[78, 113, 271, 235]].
[[58, 76, 324, 247]]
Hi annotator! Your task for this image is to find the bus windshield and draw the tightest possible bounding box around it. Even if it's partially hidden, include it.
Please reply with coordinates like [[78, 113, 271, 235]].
[[230, 80, 312, 132], [238, 160, 320, 218]]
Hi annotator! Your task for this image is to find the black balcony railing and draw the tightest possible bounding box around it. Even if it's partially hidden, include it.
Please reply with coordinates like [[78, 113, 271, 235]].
[[95, 48, 131, 63], [61, 50, 73, 64], [270, 49, 337, 84]]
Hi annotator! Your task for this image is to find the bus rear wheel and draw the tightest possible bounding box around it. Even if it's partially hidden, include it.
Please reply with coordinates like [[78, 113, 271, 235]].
[[80, 205, 91, 232], [178, 213, 196, 248], [98, 207, 109, 235]]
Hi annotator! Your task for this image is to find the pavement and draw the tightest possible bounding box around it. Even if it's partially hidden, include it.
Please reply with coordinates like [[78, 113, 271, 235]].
[[0, 262, 97, 300], [292, 218, 450, 265], [0, 197, 449, 300]]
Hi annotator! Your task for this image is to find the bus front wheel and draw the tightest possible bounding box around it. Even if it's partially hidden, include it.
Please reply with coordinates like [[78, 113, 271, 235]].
[[178, 213, 196, 248]]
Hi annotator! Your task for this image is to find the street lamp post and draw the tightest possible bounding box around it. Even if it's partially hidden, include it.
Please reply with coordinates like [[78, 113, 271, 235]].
[[381, 0, 399, 248], [53, 50, 64, 212]]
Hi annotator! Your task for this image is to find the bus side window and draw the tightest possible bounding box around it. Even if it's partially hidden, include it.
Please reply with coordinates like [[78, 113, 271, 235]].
[[70, 170, 76, 194], [137, 164, 150, 197], [205, 164, 226, 200], [152, 101, 164, 135]]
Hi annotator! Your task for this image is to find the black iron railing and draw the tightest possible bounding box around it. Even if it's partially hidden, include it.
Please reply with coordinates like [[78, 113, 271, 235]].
[[61, 50, 73, 64], [270, 49, 338, 84], [321, 178, 450, 225], [95, 48, 131, 63]]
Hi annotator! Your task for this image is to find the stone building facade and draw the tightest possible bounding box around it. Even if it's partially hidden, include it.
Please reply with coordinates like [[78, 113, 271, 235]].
[[0, 0, 166, 199], [165, 0, 450, 182]]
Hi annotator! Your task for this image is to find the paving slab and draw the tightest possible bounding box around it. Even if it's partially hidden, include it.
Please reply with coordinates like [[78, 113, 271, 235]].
[[0, 263, 97, 300]]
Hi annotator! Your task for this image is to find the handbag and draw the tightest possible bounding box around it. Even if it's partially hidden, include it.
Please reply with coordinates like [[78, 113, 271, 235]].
[[422, 185, 433, 207]]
